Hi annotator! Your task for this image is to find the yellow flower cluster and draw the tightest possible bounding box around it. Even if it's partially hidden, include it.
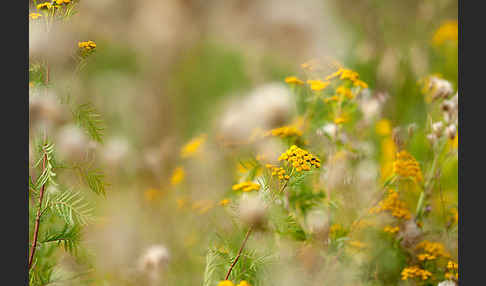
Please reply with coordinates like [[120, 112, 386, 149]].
[[369, 189, 411, 220], [278, 145, 321, 172], [78, 41, 97, 51], [181, 134, 206, 158], [54, 0, 71, 5], [415, 240, 451, 259], [351, 219, 375, 231], [325, 67, 368, 89], [219, 198, 231, 206], [232, 181, 260, 192], [432, 20, 458, 46], [266, 164, 290, 181], [417, 253, 437, 261], [393, 150, 423, 182], [29, 13, 42, 20], [170, 167, 185, 185], [218, 281, 251, 286], [383, 225, 400, 234], [37, 3, 52, 10], [445, 260, 458, 280], [336, 85, 354, 100], [307, 79, 330, 91], [334, 116, 348, 125], [401, 266, 432, 280], [285, 76, 304, 85], [375, 119, 392, 136], [266, 126, 302, 138]]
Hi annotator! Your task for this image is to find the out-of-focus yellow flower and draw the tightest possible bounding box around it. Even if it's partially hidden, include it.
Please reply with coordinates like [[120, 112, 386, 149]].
[[334, 116, 348, 125], [144, 188, 162, 202], [393, 150, 423, 183], [37, 3, 52, 10], [383, 225, 400, 234], [232, 181, 260, 192], [218, 281, 235, 286], [415, 240, 451, 259], [401, 266, 432, 280], [170, 167, 185, 185], [55, 0, 71, 5], [181, 134, 206, 158], [336, 85, 354, 99], [369, 189, 411, 220], [380, 137, 396, 180], [353, 79, 368, 89], [375, 119, 392, 136], [219, 198, 231, 206], [417, 253, 437, 261], [266, 125, 302, 138], [237, 281, 251, 286], [29, 13, 42, 19], [432, 20, 458, 46], [348, 240, 367, 250], [285, 76, 304, 85], [307, 80, 330, 91], [324, 95, 340, 103]]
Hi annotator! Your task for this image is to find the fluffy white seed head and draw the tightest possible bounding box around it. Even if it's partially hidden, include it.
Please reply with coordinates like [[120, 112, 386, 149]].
[[239, 194, 267, 228], [56, 125, 89, 162]]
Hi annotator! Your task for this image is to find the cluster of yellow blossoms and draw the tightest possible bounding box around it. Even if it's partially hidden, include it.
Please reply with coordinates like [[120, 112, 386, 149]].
[[445, 260, 458, 280], [401, 266, 432, 281], [415, 240, 451, 259], [232, 181, 260, 192], [369, 189, 411, 220], [170, 167, 185, 185], [393, 150, 423, 183], [307, 79, 330, 91], [278, 145, 321, 172], [78, 41, 97, 52], [29, 13, 42, 20], [218, 280, 251, 286], [285, 76, 304, 85], [432, 20, 458, 46], [37, 2, 52, 10], [181, 134, 206, 158], [266, 125, 302, 138], [37, 1, 71, 11], [325, 67, 368, 89], [383, 225, 400, 234], [266, 164, 290, 181]]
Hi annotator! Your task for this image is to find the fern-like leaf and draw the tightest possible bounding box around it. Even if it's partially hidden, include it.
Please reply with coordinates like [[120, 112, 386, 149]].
[[49, 190, 93, 226], [73, 103, 105, 143], [41, 225, 81, 255]]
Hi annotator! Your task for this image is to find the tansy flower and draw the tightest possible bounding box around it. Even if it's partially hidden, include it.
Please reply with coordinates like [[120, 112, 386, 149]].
[[237, 281, 251, 286], [266, 164, 290, 181], [334, 116, 347, 125], [278, 145, 321, 172], [375, 119, 392, 136], [78, 40, 97, 50], [415, 240, 451, 259], [266, 125, 302, 138], [219, 198, 231, 206], [218, 281, 235, 286], [417, 253, 437, 261], [54, 0, 71, 4], [401, 266, 432, 280], [336, 85, 354, 99], [29, 13, 42, 19], [170, 167, 185, 185], [353, 79, 368, 89], [393, 150, 423, 183], [432, 20, 458, 46], [232, 181, 260, 192], [369, 189, 411, 220], [383, 225, 400, 234], [37, 3, 52, 10], [285, 76, 304, 85], [307, 80, 330, 91], [181, 134, 206, 158]]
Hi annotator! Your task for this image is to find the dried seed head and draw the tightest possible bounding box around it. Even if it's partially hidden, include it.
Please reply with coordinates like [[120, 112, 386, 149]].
[[432, 121, 444, 137], [399, 219, 423, 248], [445, 124, 457, 140], [426, 133, 438, 146]]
